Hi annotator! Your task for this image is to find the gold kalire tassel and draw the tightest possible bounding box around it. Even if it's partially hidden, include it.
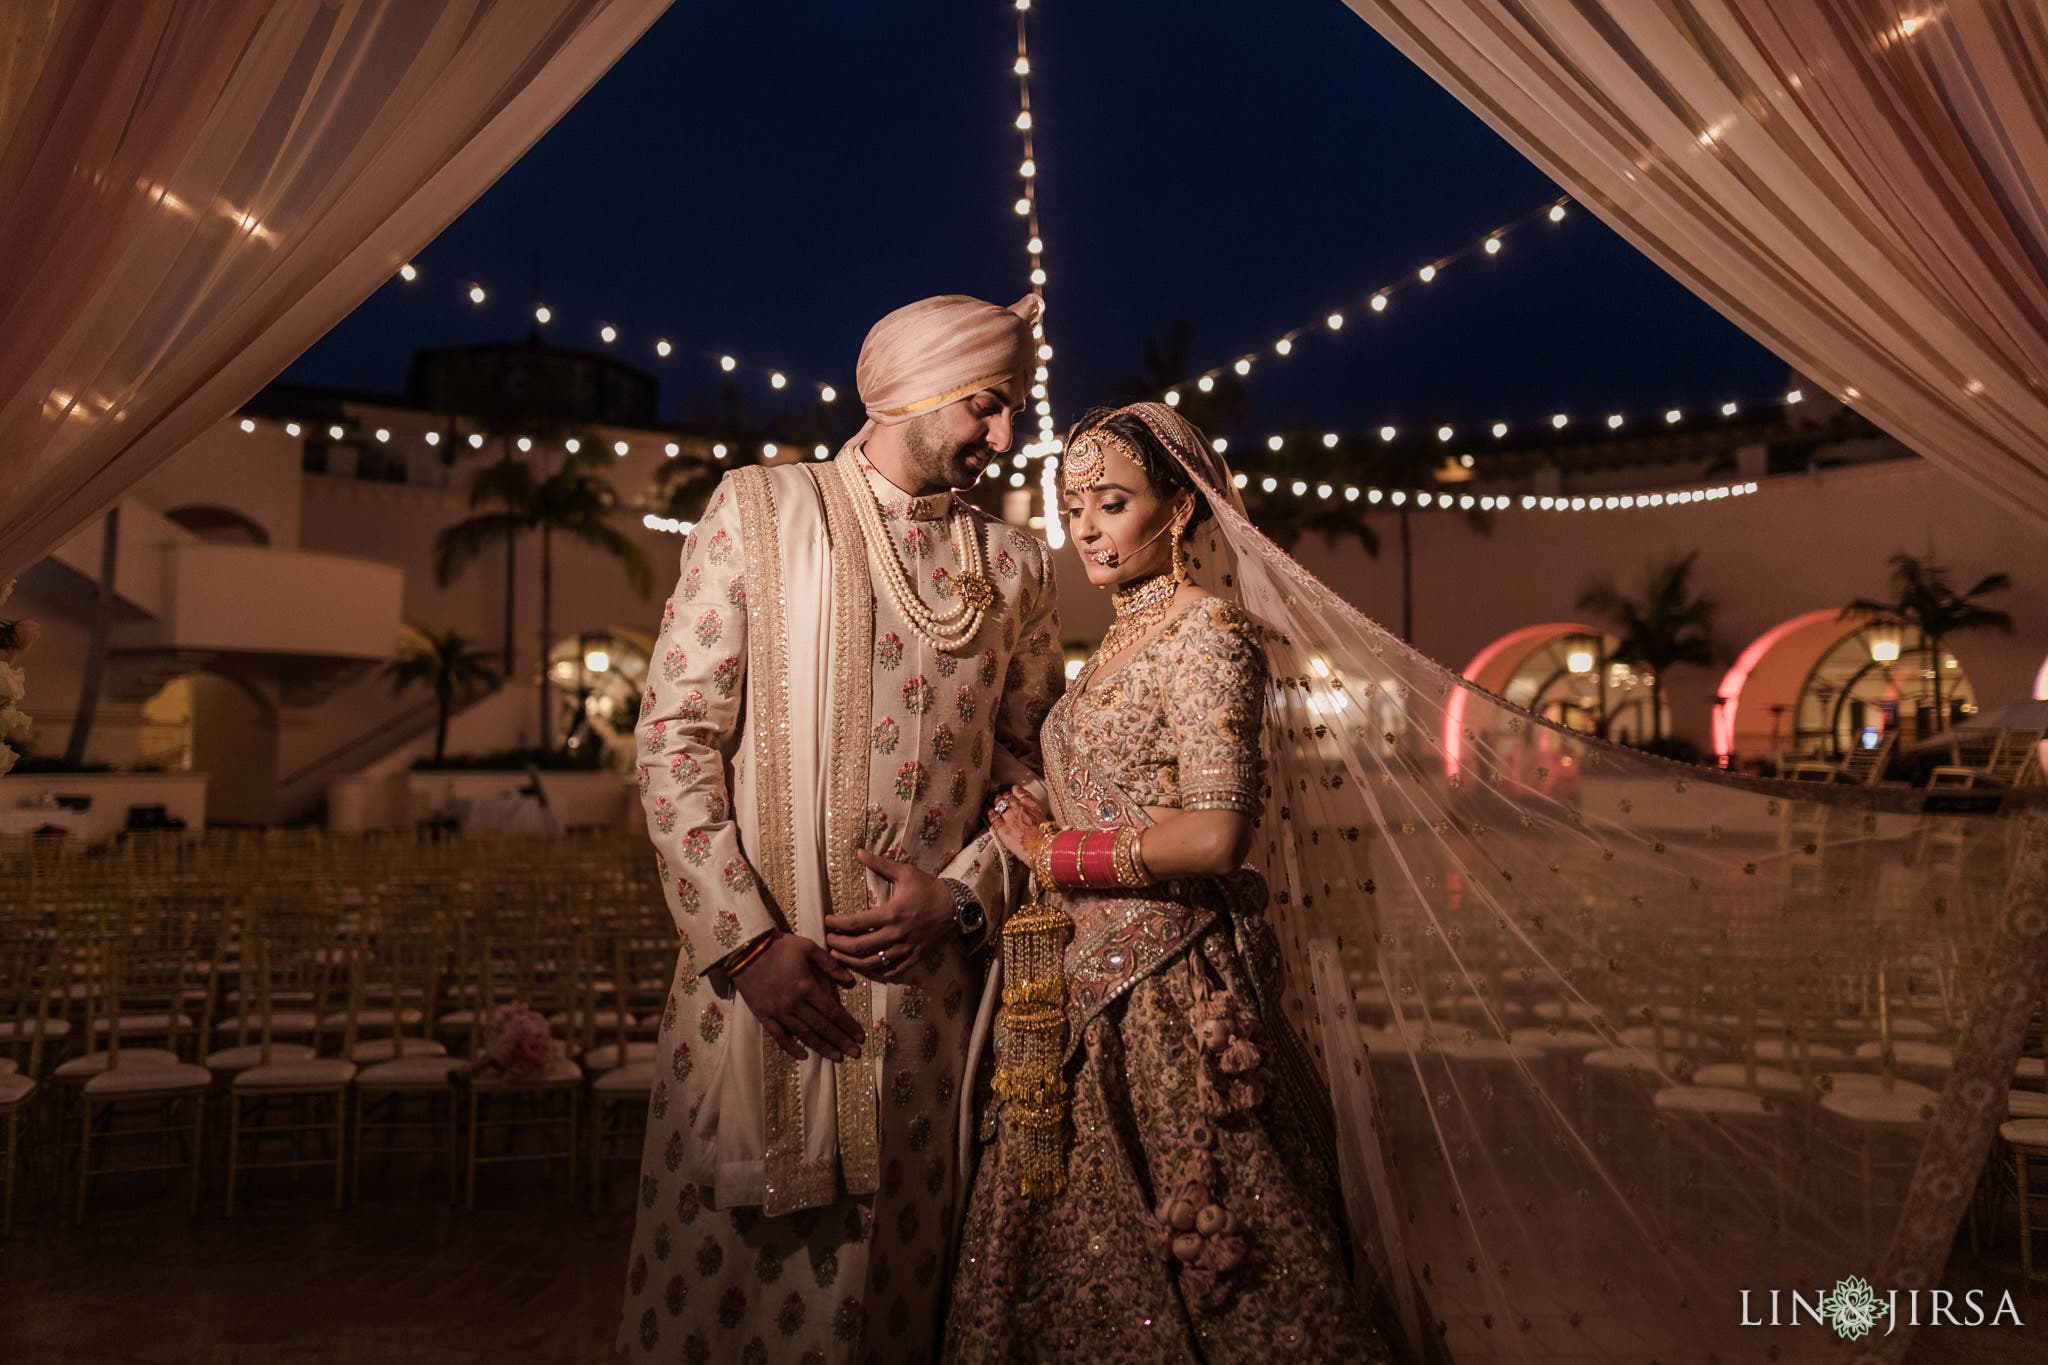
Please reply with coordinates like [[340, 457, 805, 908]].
[[991, 884, 1074, 1198]]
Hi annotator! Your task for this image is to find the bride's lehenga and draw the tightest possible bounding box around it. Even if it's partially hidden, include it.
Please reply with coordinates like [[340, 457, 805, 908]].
[[945, 597, 1391, 1363]]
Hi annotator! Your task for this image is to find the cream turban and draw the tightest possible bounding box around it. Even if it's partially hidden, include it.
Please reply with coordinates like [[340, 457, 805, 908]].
[[855, 293, 1043, 429]]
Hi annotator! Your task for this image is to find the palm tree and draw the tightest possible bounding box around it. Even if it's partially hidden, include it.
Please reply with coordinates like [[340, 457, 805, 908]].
[[438, 444, 653, 749], [435, 455, 537, 676], [381, 624, 501, 763], [1110, 320, 1249, 437], [1575, 551, 1719, 743], [528, 447, 654, 748], [64, 505, 119, 764], [1841, 554, 2013, 732]]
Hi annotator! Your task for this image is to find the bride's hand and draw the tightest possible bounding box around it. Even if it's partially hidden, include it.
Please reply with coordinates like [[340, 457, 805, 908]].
[[986, 786, 1048, 862]]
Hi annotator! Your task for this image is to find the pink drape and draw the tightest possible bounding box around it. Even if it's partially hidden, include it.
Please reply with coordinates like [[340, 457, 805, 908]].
[[0, 0, 670, 578], [1343, 0, 2048, 528]]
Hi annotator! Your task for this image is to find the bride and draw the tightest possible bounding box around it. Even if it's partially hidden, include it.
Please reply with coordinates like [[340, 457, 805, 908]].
[[944, 403, 1401, 1361], [942, 402, 2032, 1365]]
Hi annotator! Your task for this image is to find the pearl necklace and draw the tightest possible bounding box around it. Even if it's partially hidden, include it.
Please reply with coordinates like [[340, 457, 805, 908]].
[[1092, 570, 1180, 669], [835, 455, 994, 653]]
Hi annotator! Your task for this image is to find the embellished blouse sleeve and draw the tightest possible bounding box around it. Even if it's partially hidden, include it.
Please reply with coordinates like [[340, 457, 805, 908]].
[[635, 473, 777, 982], [1165, 602, 1268, 815]]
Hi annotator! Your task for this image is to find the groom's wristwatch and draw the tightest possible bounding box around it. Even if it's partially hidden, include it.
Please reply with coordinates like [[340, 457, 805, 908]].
[[943, 878, 987, 943]]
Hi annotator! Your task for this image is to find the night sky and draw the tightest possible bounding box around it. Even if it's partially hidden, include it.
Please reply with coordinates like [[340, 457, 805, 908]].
[[285, 0, 1791, 443]]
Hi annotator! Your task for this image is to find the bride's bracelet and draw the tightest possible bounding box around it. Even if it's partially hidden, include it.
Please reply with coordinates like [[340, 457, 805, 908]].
[[1031, 824, 1153, 890]]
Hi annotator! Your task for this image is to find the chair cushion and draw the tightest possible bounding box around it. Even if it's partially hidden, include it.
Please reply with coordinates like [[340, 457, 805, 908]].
[[1819, 1083, 1941, 1126], [1851, 1040, 1954, 1072], [469, 1057, 583, 1088], [593, 1061, 658, 1094], [0, 1017, 72, 1041], [55, 1048, 180, 1079], [1512, 1028, 1607, 1054], [1751, 1038, 1847, 1063], [350, 1037, 449, 1064], [1691, 1062, 1808, 1099], [580, 1042, 658, 1073], [206, 1043, 318, 1071], [318, 1008, 424, 1031], [357, 1056, 466, 1086], [1530, 1000, 1602, 1023], [1998, 1117, 2048, 1149], [0, 1073, 35, 1106], [1582, 1047, 1691, 1077], [2009, 1090, 2048, 1119], [549, 1009, 637, 1032], [1653, 1085, 1775, 1119], [83, 1062, 213, 1096], [2016, 1057, 2046, 1082], [1436, 1037, 1546, 1064], [233, 1058, 358, 1089], [90, 1012, 194, 1035]]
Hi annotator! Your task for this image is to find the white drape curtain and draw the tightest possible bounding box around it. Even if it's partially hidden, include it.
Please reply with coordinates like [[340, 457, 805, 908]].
[[1342, 0, 2048, 527], [0, 0, 670, 578]]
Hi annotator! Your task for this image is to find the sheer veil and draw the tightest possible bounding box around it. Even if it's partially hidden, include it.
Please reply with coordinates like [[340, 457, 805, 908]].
[[1110, 401, 2048, 1363]]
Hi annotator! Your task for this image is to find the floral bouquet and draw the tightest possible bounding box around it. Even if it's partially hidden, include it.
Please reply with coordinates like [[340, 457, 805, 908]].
[[0, 579, 42, 778], [478, 1001, 559, 1082]]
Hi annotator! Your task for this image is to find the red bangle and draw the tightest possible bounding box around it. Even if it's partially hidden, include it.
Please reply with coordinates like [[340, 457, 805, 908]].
[[1080, 831, 1120, 886], [1047, 828, 1088, 889]]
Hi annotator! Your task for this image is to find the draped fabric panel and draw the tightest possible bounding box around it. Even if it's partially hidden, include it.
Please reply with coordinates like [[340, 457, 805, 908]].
[[0, 0, 671, 578], [1342, 0, 2048, 527]]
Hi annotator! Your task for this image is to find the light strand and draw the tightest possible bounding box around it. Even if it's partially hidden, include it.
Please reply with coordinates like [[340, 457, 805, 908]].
[[388, 261, 845, 407], [1218, 384, 1819, 462], [1013, 0, 1060, 453], [1229, 472, 1764, 513], [1157, 196, 1575, 409]]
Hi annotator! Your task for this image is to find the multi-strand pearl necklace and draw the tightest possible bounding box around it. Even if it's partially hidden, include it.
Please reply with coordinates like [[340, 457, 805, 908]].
[[835, 455, 994, 653]]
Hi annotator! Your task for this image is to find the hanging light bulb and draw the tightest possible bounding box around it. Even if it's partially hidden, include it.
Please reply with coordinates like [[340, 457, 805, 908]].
[[1551, 413, 1569, 429], [770, 372, 787, 389], [1437, 425, 1453, 442], [238, 418, 256, 433], [1484, 237, 1501, 255], [655, 339, 672, 357], [1016, 112, 1032, 130], [1606, 414, 1624, 429], [565, 438, 581, 454], [534, 306, 553, 324], [600, 325, 618, 344], [1233, 358, 1252, 376], [1549, 204, 1567, 223], [613, 440, 629, 456], [1326, 312, 1345, 330], [1267, 435, 1284, 452], [1197, 376, 1215, 393], [1379, 426, 1396, 442], [468, 284, 486, 304], [1030, 268, 1047, 286], [1027, 236, 1043, 254], [1013, 56, 1030, 75], [1014, 198, 1031, 215], [467, 433, 484, 449], [1019, 159, 1036, 178], [515, 437, 532, 452], [1232, 472, 1249, 489], [1491, 422, 1508, 437], [1418, 264, 1438, 283], [821, 386, 837, 403], [763, 443, 778, 458], [1322, 433, 1339, 448], [285, 423, 303, 438], [720, 355, 736, 372], [1665, 409, 1683, 424], [1211, 438, 1228, 454], [664, 442, 680, 458], [1164, 390, 1181, 407], [1370, 294, 1387, 313], [1274, 338, 1292, 356], [712, 443, 728, 459], [398, 263, 418, 283]]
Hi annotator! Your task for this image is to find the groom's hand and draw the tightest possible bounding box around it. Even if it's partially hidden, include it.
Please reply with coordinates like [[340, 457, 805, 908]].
[[731, 933, 865, 1063], [824, 849, 958, 982]]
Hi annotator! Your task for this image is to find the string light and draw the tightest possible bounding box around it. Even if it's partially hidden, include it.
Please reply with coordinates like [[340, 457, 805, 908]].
[[1011, 0, 1059, 445], [600, 324, 617, 344], [468, 284, 485, 304], [398, 263, 418, 283], [534, 306, 552, 325], [1157, 195, 1573, 400]]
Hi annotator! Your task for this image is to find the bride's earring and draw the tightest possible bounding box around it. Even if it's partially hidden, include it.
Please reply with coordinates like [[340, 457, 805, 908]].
[[1169, 519, 1189, 585]]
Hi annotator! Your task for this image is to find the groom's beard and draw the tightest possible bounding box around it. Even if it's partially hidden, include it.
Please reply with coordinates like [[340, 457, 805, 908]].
[[903, 413, 992, 491]]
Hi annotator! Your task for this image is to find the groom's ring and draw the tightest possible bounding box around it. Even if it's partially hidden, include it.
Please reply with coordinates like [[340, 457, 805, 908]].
[[876, 948, 890, 969]]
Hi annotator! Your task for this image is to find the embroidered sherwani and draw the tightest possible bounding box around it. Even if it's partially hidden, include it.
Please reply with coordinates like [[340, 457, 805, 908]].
[[620, 452, 1062, 1365]]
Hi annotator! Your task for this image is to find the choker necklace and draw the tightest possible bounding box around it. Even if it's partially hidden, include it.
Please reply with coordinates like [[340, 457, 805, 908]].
[[1093, 570, 1180, 667]]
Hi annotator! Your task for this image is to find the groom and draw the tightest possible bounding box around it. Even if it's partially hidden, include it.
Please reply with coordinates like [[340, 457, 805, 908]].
[[620, 293, 1063, 1363]]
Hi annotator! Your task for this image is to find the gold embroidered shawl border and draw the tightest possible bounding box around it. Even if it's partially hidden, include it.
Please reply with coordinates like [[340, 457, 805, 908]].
[[808, 460, 881, 1198], [730, 465, 836, 1214]]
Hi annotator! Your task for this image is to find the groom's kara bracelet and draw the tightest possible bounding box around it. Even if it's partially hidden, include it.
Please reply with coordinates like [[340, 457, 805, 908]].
[[721, 929, 779, 980], [1032, 824, 1153, 890]]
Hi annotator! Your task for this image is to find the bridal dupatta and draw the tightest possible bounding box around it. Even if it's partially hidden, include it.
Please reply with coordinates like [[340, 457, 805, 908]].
[[1099, 402, 2046, 1364]]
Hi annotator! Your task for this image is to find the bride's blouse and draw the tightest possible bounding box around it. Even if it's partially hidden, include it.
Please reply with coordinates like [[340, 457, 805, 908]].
[[1055, 596, 1267, 818]]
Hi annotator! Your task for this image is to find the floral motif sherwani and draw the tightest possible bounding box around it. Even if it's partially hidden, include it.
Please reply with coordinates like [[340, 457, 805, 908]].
[[619, 452, 1062, 1364]]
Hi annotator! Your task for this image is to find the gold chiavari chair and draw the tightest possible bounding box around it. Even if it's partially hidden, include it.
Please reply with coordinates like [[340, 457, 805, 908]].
[[74, 923, 217, 1223], [463, 930, 584, 1209], [589, 935, 660, 1210], [351, 909, 465, 1204], [224, 926, 357, 1215], [0, 933, 61, 1233]]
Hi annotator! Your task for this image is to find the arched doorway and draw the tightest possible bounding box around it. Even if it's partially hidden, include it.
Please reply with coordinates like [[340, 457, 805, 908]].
[[1446, 622, 1670, 777], [1791, 626, 1976, 756], [546, 628, 651, 768], [139, 671, 278, 824]]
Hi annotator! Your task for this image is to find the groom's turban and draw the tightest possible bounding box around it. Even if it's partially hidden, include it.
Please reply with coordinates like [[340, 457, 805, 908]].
[[855, 293, 1043, 428]]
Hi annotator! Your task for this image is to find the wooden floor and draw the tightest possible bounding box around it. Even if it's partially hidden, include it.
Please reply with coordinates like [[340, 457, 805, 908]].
[[3, 1171, 2043, 1363]]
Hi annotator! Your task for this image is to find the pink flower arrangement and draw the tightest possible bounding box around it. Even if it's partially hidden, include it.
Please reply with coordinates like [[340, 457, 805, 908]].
[[480, 1002, 557, 1082]]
